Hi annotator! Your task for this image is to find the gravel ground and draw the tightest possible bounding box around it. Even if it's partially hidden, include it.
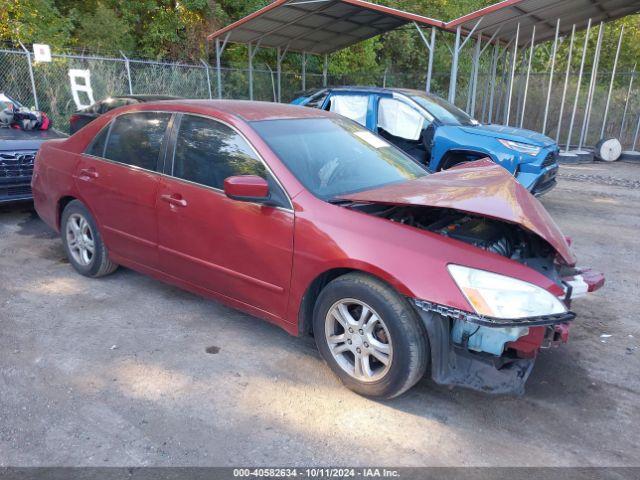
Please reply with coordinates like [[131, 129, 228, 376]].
[[1, 161, 639, 467]]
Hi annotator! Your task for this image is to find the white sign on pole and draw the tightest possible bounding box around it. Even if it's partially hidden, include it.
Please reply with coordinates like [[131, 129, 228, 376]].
[[68, 69, 95, 109], [33, 44, 52, 62]]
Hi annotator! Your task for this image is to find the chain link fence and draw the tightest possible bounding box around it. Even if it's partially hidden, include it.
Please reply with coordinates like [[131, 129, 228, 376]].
[[1, 48, 638, 149]]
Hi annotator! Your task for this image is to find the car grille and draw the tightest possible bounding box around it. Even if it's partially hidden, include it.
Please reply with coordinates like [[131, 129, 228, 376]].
[[0, 151, 36, 178], [0, 184, 32, 200], [542, 151, 558, 168], [531, 165, 559, 196]]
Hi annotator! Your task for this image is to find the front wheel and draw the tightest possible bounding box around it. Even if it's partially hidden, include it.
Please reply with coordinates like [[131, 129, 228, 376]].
[[61, 200, 118, 278], [313, 273, 429, 399]]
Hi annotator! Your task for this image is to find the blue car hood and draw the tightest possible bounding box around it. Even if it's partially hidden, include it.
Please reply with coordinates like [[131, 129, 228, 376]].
[[457, 124, 555, 147]]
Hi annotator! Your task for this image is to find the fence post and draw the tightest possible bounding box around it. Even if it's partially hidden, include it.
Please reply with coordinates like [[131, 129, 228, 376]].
[[19, 42, 39, 110], [201, 60, 212, 99], [120, 51, 133, 94]]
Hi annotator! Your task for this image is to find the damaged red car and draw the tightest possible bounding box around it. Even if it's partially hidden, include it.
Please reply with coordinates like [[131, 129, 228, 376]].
[[32, 100, 604, 398]]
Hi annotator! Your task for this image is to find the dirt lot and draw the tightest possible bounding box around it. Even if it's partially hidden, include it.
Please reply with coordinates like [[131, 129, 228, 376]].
[[1, 161, 639, 467]]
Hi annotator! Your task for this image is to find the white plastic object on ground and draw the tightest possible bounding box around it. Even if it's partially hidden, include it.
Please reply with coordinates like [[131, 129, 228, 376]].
[[595, 138, 622, 162]]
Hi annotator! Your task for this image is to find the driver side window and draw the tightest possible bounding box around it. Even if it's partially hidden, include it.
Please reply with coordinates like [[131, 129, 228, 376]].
[[377, 98, 428, 141]]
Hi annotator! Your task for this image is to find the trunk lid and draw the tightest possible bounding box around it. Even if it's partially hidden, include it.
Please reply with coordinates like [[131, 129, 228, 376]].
[[339, 159, 575, 265]]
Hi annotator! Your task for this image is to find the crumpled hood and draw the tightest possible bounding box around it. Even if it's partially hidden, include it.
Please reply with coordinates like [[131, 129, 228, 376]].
[[458, 124, 556, 147], [340, 159, 575, 265]]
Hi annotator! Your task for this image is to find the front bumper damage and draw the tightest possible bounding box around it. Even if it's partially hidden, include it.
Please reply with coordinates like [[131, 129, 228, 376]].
[[412, 268, 604, 395], [413, 300, 574, 395]]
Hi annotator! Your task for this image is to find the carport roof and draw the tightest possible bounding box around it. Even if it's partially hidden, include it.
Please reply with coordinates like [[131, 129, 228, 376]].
[[446, 0, 640, 45], [207, 0, 444, 55]]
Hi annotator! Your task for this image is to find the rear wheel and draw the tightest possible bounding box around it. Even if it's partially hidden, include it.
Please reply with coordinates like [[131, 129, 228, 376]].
[[313, 273, 429, 399], [61, 200, 118, 278]]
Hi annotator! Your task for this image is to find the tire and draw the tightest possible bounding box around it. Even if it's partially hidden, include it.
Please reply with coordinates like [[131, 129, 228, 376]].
[[61, 200, 118, 278], [313, 272, 429, 399]]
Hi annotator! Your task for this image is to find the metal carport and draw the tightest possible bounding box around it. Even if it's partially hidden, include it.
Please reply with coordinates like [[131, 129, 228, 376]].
[[207, 0, 443, 101]]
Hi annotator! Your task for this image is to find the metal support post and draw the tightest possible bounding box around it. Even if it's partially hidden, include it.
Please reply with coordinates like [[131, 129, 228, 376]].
[[468, 34, 482, 116], [633, 113, 640, 151], [619, 64, 636, 139], [449, 26, 461, 103], [487, 41, 500, 124], [579, 22, 604, 150], [248, 42, 261, 100], [427, 27, 436, 93], [215, 34, 230, 99], [556, 24, 575, 143], [520, 26, 536, 128], [414, 23, 436, 93], [323, 53, 329, 87], [302, 52, 307, 92], [505, 23, 520, 126], [566, 18, 592, 152], [601, 25, 624, 139], [542, 19, 560, 134], [276, 44, 290, 103], [448, 18, 483, 105]]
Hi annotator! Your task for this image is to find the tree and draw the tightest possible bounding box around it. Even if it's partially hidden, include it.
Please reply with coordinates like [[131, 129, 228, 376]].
[[0, 0, 72, 48]]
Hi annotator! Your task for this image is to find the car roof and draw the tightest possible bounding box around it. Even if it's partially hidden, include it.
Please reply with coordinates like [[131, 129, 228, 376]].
[[107, 94, 182, 102], [303, 86, 432, 98], [128, 99, 335, 122]]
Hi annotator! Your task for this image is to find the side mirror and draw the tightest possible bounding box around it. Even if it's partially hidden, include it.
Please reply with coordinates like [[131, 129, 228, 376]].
[[223, 175, 270, 203]]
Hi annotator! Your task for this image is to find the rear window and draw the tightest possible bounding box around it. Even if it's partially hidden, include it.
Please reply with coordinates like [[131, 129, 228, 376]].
[[85, 126, 109, 157], [103, 112, 171, 171]]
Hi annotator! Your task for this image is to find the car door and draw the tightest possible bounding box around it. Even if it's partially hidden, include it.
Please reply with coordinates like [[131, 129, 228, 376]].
[[75, 111, 173, 269], [156, 113, 294, 320], [375, 96, 432, 165]]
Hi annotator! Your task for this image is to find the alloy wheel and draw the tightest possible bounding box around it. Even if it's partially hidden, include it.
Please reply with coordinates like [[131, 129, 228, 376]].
[[324, 298, 393, 382], [66, 213, 95, 266]]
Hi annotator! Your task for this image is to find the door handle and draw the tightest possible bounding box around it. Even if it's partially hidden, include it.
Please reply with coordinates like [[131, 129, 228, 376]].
[[79, 167, 99, 179], [160, 193, 187, 208]]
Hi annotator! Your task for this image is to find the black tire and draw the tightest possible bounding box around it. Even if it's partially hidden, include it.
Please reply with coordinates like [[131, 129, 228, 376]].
[[313, 272, 429, 399], [61, 200, 118, 278]]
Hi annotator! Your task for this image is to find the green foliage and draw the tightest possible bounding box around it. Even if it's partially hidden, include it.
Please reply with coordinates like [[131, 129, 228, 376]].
[[73, 3, 135, 53], [0, 0, 73, 48]]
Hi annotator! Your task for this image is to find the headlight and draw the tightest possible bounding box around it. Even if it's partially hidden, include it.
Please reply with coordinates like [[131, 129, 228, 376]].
[[448, 265, 566, 319], [498, 139, 541, 156]]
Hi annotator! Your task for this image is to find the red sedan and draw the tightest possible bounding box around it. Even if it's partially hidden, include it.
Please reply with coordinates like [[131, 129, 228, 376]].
[[32, 100, 604, 398]]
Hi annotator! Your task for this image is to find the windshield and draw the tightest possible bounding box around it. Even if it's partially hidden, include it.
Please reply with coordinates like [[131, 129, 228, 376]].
[[411, 94, 477, 126], [251, 117, 427, 200]]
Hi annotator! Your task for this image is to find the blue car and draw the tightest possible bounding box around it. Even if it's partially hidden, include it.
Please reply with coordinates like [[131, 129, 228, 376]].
[[292, 87, 559, 196]]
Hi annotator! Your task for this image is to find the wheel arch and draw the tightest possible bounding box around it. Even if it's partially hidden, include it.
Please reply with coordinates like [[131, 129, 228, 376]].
[[438, 149, 492, 171], [57, 195, 77, 229], [296, 266, 411, 337]]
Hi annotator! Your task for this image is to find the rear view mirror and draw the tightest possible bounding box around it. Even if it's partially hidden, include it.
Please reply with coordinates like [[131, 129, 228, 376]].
[[223, 175, 270, 203]]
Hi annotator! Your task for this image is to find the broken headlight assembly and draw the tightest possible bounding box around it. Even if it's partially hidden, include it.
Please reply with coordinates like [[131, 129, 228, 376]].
[[498, 139, 541, 156], [447, 264, 567, 319]]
